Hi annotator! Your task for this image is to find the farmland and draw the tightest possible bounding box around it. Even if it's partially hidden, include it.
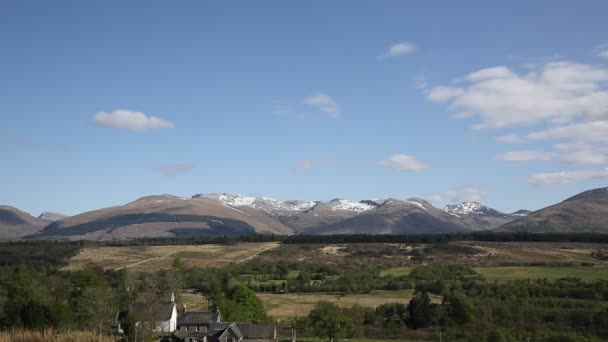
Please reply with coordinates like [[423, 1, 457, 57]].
[[258, 289, 442, 320], [65, 242, 279, 272]]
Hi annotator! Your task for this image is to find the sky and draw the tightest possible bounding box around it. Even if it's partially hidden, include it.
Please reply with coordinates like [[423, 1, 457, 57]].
[[1, 1, 608, 216]]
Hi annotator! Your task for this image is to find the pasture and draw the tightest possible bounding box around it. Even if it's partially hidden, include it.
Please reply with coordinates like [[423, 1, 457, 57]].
[[257, 289, 442, 320], [65, 242, 279, 272]]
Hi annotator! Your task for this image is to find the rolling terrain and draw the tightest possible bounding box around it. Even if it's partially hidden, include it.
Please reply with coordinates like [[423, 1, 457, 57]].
[[499, 187, 608, 233], [3, 186, 608, 240], [18, 193, 529, 240], [0, 205, 47, 240]]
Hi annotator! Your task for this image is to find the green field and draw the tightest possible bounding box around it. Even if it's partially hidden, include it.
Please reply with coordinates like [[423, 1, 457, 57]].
[[380, 265, 608, 281], [474, 265, 608, 282]]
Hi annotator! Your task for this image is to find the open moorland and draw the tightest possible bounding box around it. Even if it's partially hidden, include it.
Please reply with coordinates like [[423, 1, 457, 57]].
[[258, 241, 608, 267], [65, 242, 279, 272]]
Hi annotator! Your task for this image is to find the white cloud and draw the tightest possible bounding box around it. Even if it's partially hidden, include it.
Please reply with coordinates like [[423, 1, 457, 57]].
[[156, 163, 194, 177], [497, 150, 555, 161], [427, 86, 464, 102], [527, 168, 608, 185], [423, 185, 488, 204], [378, 42, 416, 60], [93, 110, 174, 131], [598, 49, 608, 59], [561, 150, 607, 165], [528, 120, 608, 143], [495, 134, 525, 144], [303, 94, 341, 119], [466, 66, 515, 81], [378, 154, 429, 171], [428, 61, 608, 129]]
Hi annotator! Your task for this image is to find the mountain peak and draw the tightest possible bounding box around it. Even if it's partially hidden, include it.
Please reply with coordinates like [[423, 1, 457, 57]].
[[562, 187, 608, 203], [327, 199, 376, 212], [37, 211, 68, 222], [444, 201, 484, 215]]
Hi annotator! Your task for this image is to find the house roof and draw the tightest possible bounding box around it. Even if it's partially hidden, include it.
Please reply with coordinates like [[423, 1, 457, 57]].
[[209, 322, 243, 340], [127, 302, 175, 322], [235, 323, 275, 339], [178, 310, 221, 325]]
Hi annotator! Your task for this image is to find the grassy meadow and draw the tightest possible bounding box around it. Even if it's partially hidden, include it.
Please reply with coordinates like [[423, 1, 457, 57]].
[[258, 289, 442, 320]]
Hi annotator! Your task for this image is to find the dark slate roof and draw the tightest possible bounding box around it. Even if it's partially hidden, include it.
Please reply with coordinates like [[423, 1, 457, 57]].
[[236, 323, 276, 339], [209, 322, 243, 340], [127, 302, 175, 322], [178, 310, 220, 325]]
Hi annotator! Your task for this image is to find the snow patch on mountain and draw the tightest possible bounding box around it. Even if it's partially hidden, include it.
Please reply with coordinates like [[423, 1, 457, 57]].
[[407, 200, 429, 212], [444, 202, 486, 215], [328, 199, 375, 212], [37, 212, 68, 222]]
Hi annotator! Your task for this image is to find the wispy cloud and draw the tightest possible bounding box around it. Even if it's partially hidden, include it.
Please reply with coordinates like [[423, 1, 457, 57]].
[[155, 163, 194, 177], [527, 169, 608, 185], [94, 109, 174, 131], [423, 185, 488, 204], [295, 158, 335, 171], [303, 94, 341, 119], [378, 154, 429, 171], [430, 59, 608, 184], [495, 134, 525, 144], [497, 150, 555, 162], [597, 49, 608, 59], [378, 42, 416, 60]]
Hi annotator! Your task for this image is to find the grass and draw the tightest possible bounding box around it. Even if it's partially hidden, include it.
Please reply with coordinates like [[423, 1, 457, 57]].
[[65, 242, 279, 272], [475, 265, 608, 282], [0, 330, 113, 342], [258, 290, 442, 320]]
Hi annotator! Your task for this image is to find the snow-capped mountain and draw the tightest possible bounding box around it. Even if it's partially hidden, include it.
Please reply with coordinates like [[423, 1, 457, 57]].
[[444, 202, 507, 217], [194, 193, 377, 214], [37, 211, 68, 222], [327, 199, 376, 212], [17, 190, 555, 240], [511, 209, 532, 217]]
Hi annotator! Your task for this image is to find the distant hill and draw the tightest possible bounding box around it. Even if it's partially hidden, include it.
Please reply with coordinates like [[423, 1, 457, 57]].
[[4, 192, 533, 240], [0, 206, 46, 240], [498, 187, 608, 233]]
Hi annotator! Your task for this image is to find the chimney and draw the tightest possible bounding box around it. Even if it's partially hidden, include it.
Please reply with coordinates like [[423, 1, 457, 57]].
[[170, 292, 175, 303], [183, 304, 187, 313]]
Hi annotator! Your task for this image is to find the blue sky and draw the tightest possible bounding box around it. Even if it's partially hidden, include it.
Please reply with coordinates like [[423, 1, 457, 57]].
[[1, 1, 608, 216]]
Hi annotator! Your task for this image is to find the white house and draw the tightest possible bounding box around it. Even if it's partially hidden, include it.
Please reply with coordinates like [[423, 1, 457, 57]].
[[118, 294, 178, 333]]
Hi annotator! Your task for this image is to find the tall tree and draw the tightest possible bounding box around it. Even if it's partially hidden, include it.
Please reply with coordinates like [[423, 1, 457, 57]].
[[407, 291, 436, 329], [308, 301, 353, 342]]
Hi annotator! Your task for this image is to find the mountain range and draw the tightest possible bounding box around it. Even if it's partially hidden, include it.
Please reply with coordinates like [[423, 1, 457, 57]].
[[0, 187, 606, 240]]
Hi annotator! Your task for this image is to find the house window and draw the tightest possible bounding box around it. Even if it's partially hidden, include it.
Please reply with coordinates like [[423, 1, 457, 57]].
[[227, 337, 234, 342]]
